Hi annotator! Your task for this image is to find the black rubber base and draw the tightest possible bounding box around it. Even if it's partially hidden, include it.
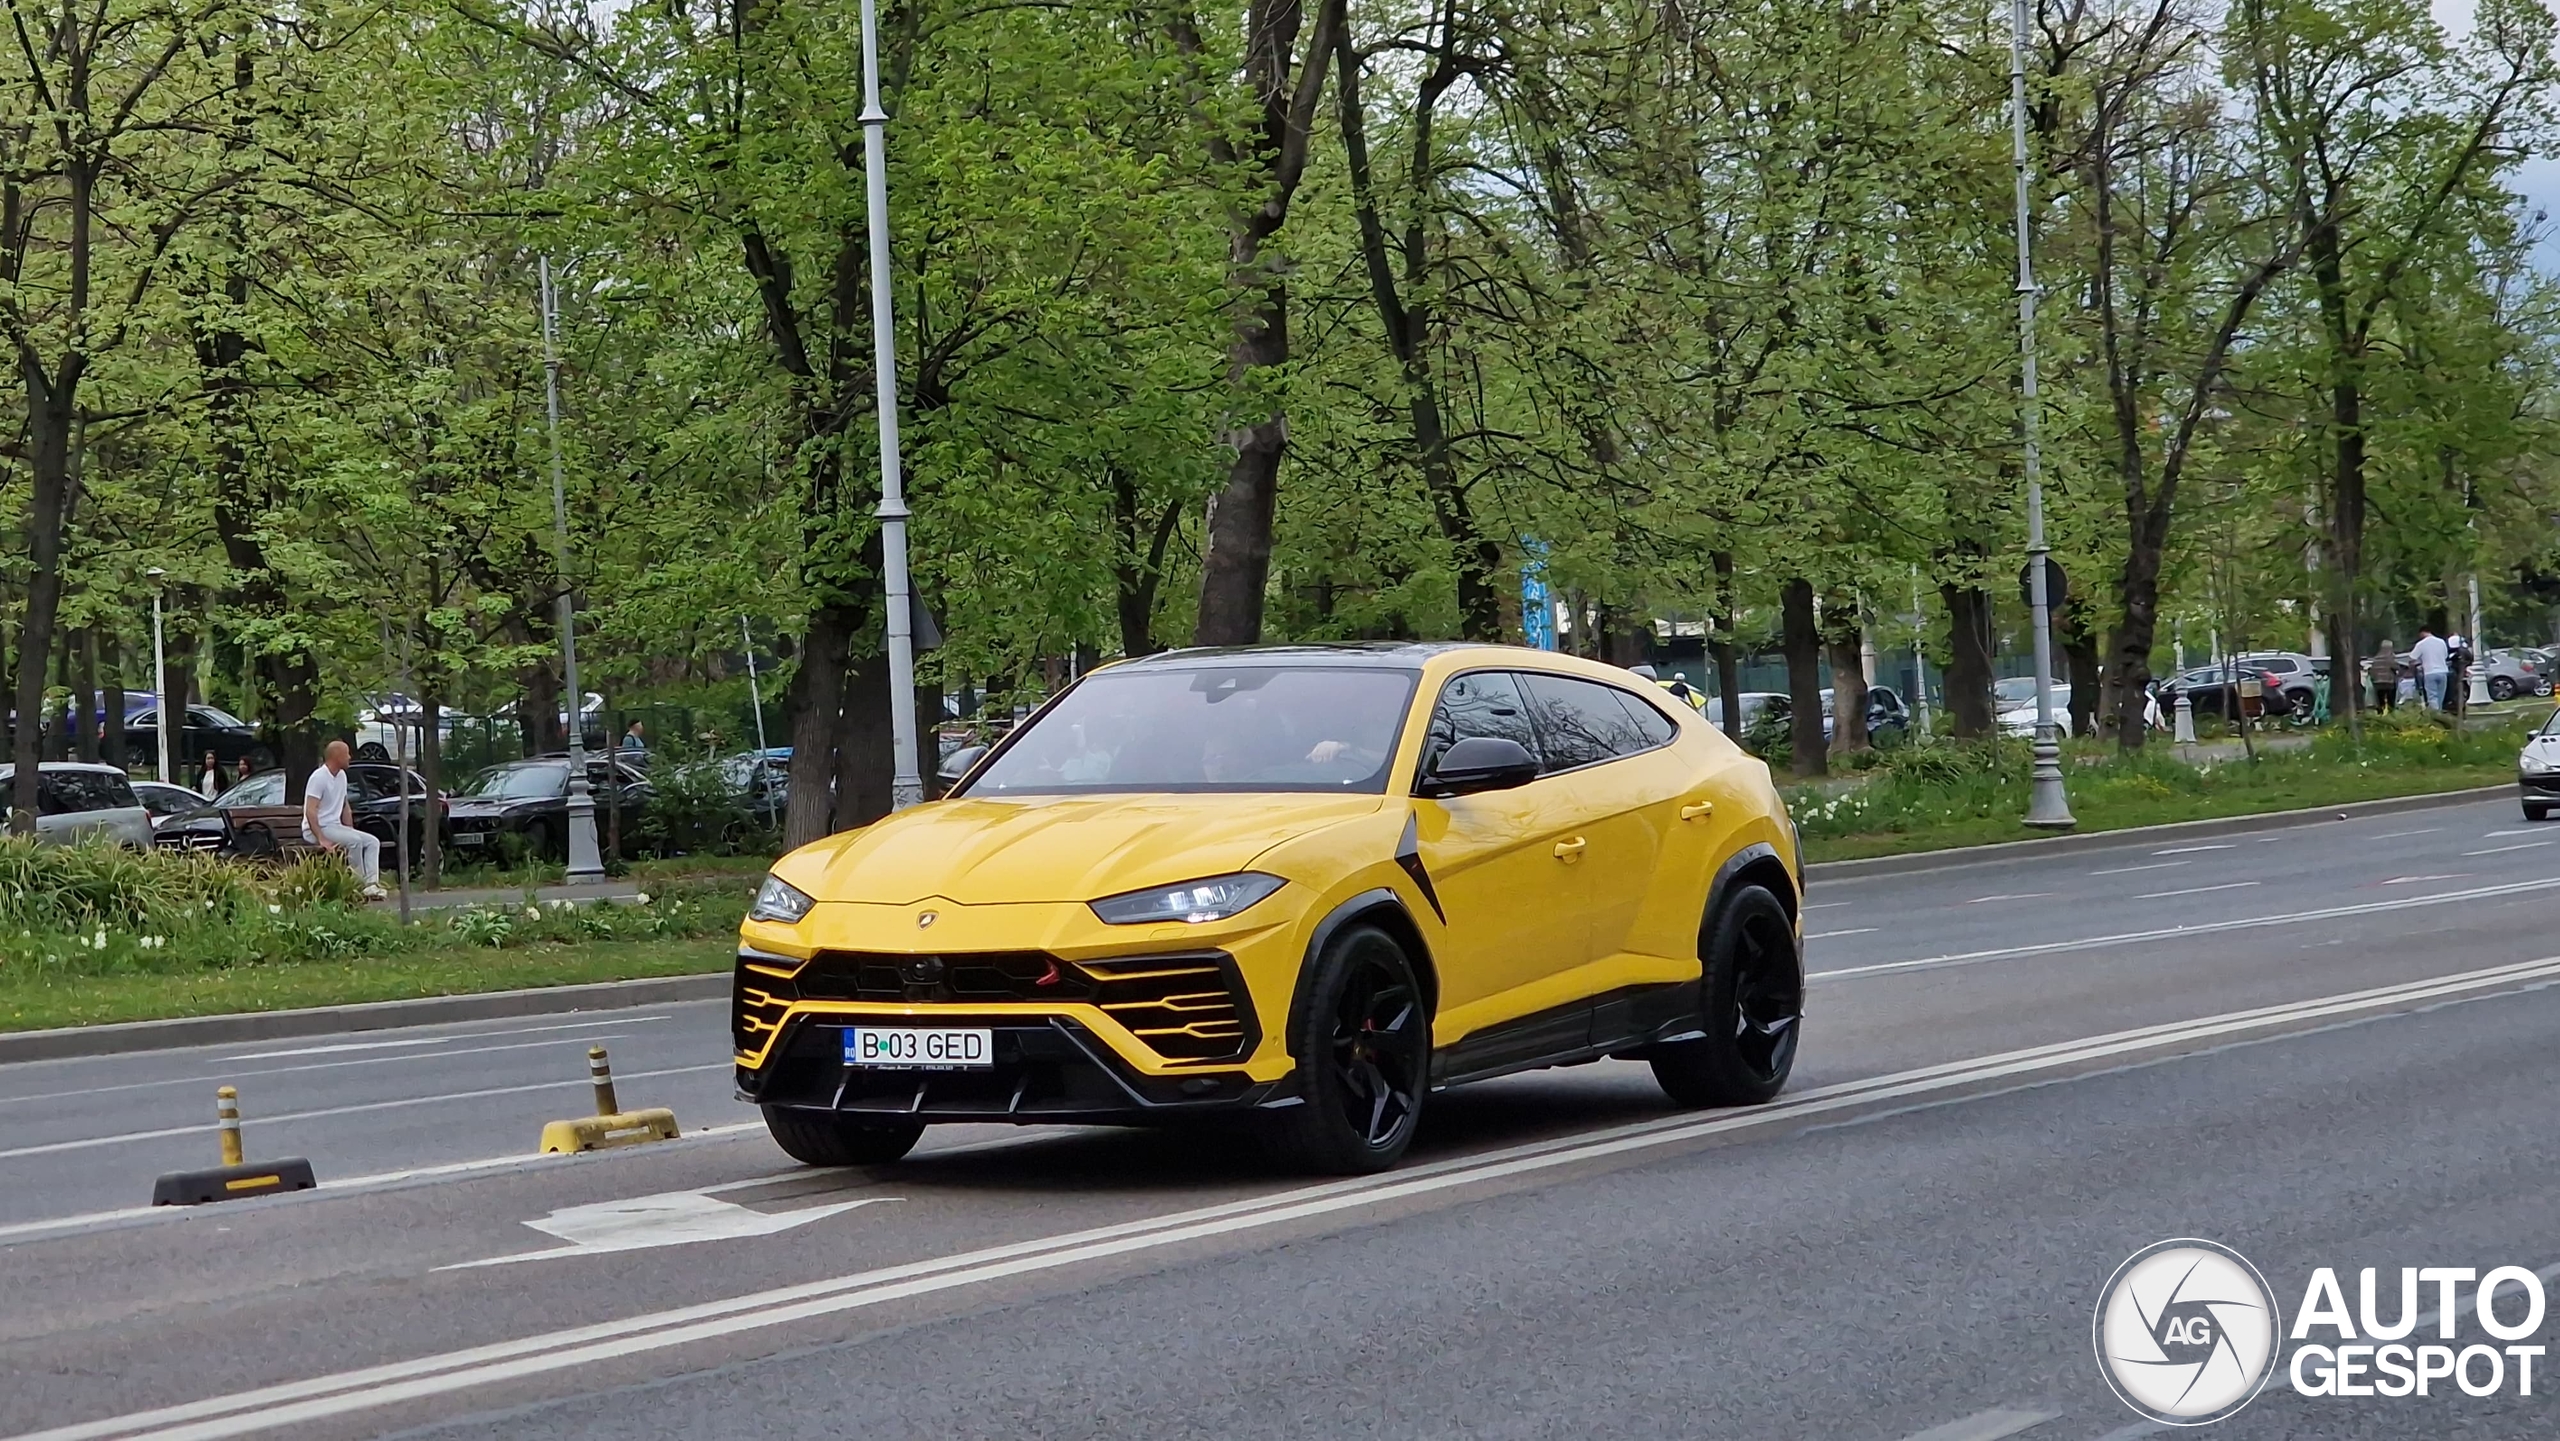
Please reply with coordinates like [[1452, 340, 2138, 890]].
[[150, 1158, 317, 1206]]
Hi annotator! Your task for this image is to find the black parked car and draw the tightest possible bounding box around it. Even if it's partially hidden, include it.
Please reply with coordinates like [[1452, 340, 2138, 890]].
[[156, 764, 445, 860], [124, 700, 275, 774], [447, 756, 652, 860]]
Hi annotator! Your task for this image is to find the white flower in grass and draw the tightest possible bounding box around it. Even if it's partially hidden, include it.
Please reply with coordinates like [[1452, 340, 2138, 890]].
[[525, 907, 541, 920], [634, 893, 650, 906], [267, 904, 282, 915]]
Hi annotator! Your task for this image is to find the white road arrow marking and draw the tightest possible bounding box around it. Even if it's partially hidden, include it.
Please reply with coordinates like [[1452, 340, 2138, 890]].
[[444, 1191, 896, 1269]]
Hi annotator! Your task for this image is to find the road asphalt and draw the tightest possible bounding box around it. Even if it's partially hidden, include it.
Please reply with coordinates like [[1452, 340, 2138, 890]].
[[2, 792, 2556, 1439]]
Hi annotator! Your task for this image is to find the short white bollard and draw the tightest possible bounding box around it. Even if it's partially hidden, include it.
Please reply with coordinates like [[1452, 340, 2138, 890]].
[[2173, 692, 2196, 744]]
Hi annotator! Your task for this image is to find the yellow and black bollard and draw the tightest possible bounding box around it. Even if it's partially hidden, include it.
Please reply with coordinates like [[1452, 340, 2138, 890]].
[[150, 1085, 318, 1206], [537, 1044, 680, 1154]]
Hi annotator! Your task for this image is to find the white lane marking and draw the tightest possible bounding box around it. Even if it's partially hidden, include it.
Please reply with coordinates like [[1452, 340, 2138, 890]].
[[2379, 873, 2467, 886], [222, 1015, 670, 1061], [1967, 893, 2054, 905], [0, 1035, 677, 1109], [2465, 841, 2555, 857], [0, 1064, 730, 1162], [2084, 1424, 2165, 1441], [1805, 928, 1878, 940], [443, 1192, 897, 1269], [2089, 861, 2187, 876], [2366, 827, 2441, 840], [1811, 876, 2560, 981], [2134, 881, 2260, 900], [1803, 901, 1855, 910], [33, 954, 2560, 1441], [2252, 835, 2286, 843], [1897, 1409, 2056, 1441], [2152, 843, 2236, 854], [2478, 828, 2547, 839]]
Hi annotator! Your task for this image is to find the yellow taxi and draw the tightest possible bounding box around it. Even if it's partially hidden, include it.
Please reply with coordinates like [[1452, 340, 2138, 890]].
[[735, 643, 1803, 1173]]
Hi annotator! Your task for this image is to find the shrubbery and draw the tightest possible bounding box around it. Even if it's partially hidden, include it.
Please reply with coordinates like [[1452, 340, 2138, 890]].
[[0, 838, 748, 980]]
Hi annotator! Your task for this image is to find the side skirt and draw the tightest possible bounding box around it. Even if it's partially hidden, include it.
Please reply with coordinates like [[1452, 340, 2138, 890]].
[[1428, 981, 1703, 1091]]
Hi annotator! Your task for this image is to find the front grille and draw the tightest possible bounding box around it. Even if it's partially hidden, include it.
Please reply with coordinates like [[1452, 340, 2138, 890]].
[[733, 948, 1254, 1066]]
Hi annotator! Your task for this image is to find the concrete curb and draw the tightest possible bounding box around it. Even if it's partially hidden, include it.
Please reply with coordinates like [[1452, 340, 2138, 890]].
[[0, 971, 730, 1065], [1804, 782, 2515, 883]]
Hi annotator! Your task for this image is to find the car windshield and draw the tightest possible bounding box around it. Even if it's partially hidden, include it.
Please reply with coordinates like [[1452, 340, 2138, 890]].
[[2541, 709, 2560, 737], [464, 764, 566, 800], [963, 665, 1419, 795]]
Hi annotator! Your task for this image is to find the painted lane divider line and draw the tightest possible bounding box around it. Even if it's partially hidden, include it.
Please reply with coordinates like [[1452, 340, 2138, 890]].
[[2133, 881, 2259, 900], [2464, 841, 2555, 857], [222, 1015, 671, 1062], [27, 952, 2560, 1441], [1810, 876, 2560, 982], [2088, 861, 2186, 876], [1895, 1408, 2057, 1441], [1805, 928, 1878, 940]]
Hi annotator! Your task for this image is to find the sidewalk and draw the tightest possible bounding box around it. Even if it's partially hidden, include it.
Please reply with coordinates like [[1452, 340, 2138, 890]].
[[369, 880, 645, 912]]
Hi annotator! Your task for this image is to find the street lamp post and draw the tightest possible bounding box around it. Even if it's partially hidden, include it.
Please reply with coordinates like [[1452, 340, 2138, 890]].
[[145, 568, 170, 784], [538, 257, 605, 883], [858, 0, 925, 811], [2008, 0, 2073, 830]]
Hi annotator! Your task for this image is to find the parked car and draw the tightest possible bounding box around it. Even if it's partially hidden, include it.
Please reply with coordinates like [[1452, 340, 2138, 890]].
[[156, 764, 445, 860], [123, 698, 274, 774], [131, 780, 212, 823], [1818, 685, 1910, 743], [2519, 707, 2560, 821], [0, 762, 153, 848], [1704, 692, 1787, 730], [2480, 649, 2550, 702], [2159, 654, 2323, 722], [447, 755, 652, 860], [1994, 678, 2074, 737]]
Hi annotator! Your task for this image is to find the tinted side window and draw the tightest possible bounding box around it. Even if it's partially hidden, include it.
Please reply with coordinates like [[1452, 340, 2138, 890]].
[[1520, 673, 1654, 772], [1613, 688, 1679, 748], [34, 776, 68, 815], [1418, 671, 1538, 776]]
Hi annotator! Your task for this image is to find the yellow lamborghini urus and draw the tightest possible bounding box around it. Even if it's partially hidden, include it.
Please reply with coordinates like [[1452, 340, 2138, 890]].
[[734, 643, 1804, 1174]]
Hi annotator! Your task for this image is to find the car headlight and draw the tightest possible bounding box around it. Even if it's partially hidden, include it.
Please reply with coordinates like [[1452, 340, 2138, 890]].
[[2523, 751, 2556, 776], [1090, 872, 1286, 926], [749, 874, 816, 924]]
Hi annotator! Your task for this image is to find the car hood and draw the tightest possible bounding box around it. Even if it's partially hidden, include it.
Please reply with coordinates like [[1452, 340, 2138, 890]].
[[448, 797, 547, 818], [780, 792, 1386, 906]]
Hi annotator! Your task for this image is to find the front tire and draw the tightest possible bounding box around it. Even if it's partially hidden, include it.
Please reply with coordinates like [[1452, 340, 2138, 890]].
[[1653, 884, 1802, 1108], [761, 1108, 923, 1167], [2491, 677, 2519, 702], [1269, 923, 1429, 1175]]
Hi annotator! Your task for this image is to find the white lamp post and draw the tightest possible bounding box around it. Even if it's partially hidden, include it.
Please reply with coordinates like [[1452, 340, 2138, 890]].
[[538, 257, 605, 883], [859, 0, 925, 810], [2009, 0, 2073, 829], [145, 568, 170, 783]]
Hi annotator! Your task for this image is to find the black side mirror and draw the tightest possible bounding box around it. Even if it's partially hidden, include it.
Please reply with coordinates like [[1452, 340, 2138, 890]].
[[938, 744, 989, 784], [1421, 736, 1540, 798]]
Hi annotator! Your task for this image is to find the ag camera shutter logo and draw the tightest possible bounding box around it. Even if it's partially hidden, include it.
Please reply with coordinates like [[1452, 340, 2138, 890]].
[[2094, 1238, 2282, 1424]]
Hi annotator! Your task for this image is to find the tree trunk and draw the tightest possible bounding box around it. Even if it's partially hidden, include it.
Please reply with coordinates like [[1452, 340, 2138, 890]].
[[420, 688, 442, 889], [1110, 468, 1181, 658], [1781, 580, 1826, 778], [1179, 0, 1344, 646], [832, 647, 895, 831], [2060, 595, 2103, 741], [10, 382, 78, 833], [1821, 598, 1867, 755], [782, 601, 854, 849], [102, 631, 125, 769], [73, 627, 99, 763], [1711, 551, 1744, 745], [1941, 581, 1996, 740]]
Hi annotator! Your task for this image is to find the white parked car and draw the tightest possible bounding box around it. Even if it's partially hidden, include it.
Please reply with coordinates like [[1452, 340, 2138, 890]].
[[2519, 708, 2560, 821], [1995, 678, 2073, 737], [0, 762, 154, 848]]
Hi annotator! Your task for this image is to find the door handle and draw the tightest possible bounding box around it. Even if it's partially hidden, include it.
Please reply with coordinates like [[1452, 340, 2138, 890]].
[[1680, 801, 1715, 822], [1552, 836, 1587, 860]]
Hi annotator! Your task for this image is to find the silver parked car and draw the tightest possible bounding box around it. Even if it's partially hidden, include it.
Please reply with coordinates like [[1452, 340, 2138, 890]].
[[2480, 649, 2552, 701], [0, 762, 155, 848]]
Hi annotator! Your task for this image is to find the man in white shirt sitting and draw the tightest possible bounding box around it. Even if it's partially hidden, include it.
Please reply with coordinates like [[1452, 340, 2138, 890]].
[[304, 740, 385, 900], [2410, 626, 2451, 712]]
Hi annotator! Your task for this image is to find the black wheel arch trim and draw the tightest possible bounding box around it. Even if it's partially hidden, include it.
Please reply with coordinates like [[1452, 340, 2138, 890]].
[[1283, 887, 1437, 1063], [1703, 842, 1799, 948]]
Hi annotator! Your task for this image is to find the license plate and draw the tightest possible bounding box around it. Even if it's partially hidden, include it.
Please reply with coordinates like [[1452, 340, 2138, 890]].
[[453, 832, 486, 846], [843, 1027, 993, 1069]]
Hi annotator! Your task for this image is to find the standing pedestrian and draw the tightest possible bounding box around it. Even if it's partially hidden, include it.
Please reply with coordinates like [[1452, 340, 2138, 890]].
[[303, 740, 385, 901], [2412, 626, 2451, 711], [622, 720, 647, 753], [2368, 639, 2397, 714], [234, 755, 255, 786], [196, 750, 222, 799], [2446, 634, 2471, 716]]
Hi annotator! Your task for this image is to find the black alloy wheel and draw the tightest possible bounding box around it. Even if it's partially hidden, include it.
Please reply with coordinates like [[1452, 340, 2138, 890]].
[[1270, 924, 1429, 1174], [761, 1108, 924, 1167], [2491, 677, 2519, 702], [1652, 884, 1802, 1108]]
